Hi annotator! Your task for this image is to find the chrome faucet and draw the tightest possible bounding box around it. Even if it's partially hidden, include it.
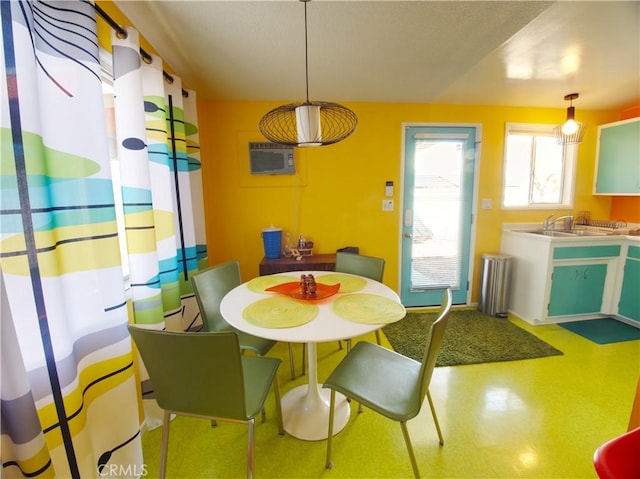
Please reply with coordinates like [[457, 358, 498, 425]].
[[543, 214, 574, 231]]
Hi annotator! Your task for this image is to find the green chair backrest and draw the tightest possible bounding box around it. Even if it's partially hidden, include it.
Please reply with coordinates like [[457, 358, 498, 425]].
[[418, 288, 452, 401], [335, 252, 385, 282], [128, 327, 248, 420], [192, 260, 242, 332]]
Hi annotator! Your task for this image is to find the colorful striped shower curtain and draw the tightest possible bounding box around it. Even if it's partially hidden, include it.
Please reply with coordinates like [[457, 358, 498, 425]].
[[110, 26, 207, 428], [111, 26, 206, 332], [1, 1, 206, 477]]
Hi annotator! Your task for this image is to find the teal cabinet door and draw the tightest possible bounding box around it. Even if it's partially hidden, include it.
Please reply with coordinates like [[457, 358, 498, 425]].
[[549, 267, 580, 315], [619, 258, 640, 322], [594, 119, 640, 195], [548, 264, 608, 316], [579, 265, 608, 312]]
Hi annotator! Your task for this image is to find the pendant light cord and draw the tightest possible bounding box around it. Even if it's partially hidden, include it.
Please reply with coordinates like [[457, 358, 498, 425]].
[[304, 0, 310, 103], [258, 0, 357, 146]]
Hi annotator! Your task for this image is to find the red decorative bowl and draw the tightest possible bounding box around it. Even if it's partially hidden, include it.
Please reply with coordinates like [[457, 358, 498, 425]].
[[266, 282, 341, 301]]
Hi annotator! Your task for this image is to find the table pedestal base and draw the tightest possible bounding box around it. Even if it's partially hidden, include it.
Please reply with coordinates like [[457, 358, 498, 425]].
[[281, 384, 350, 441]]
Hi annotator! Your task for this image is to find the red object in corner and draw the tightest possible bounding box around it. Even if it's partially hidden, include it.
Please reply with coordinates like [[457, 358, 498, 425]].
[[593, 426, 640, 479]]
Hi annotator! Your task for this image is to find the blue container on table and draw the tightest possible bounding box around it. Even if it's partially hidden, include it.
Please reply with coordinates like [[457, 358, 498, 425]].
[[262, 226, 282, 259]]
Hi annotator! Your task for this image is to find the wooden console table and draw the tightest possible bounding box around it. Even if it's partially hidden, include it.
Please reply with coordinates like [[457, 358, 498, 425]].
[[259, 254, 337, 276]]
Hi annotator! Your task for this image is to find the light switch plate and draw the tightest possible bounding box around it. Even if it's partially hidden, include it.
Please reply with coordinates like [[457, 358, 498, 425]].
[[382, 199, 394, 211], [481, 198, 492, 210]]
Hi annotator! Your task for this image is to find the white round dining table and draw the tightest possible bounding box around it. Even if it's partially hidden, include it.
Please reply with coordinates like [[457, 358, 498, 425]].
[[220, 270, 404, 441]]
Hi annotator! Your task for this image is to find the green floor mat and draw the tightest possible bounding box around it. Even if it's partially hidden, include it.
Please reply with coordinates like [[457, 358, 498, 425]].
[[559, 317, 640, 344]]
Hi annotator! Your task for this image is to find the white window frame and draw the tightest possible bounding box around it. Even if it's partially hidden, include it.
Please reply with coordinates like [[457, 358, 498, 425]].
[[501, 122, 577, 210]]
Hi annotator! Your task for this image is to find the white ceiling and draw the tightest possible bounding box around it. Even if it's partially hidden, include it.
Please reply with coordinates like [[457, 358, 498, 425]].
[[115, 1, 640, 111]]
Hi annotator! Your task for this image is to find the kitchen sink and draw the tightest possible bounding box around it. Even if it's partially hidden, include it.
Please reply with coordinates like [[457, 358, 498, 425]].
[[524, 229, 610, 237], [525, 229, 575, 237], [569, 229, 610, 236]]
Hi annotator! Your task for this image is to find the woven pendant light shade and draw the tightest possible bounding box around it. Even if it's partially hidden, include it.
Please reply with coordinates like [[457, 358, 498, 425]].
[[260, 101, 358, 147], [554, 93, 586, 145], [258, 0, 357, 147], [553, 121, 586, 145]]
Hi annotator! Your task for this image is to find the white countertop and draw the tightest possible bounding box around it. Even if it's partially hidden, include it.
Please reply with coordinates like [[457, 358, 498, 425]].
[[502, 223, 640, 243]]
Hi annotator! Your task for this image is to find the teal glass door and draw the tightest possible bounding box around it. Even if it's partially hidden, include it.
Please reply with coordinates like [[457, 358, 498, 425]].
[[400, 126, 477, 306]]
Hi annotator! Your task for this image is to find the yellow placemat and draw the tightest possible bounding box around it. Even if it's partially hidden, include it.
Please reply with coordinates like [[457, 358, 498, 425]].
[[332, 294, 406, 324], [243, 296, 319, 328], [246, 275, 299, 293], [318, 273, 367, 293]]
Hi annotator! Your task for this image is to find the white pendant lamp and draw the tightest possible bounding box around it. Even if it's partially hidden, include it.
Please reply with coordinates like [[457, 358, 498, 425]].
[[554, 93, 586, 145], [295, 104, 322, 146], [259, 0, 357, 147]]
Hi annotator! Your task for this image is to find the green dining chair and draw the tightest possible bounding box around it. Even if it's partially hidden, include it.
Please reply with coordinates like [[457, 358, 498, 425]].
[[335, 251, 386, 285], [192, 260, 297, 380], [323, 288, 452, 479], [335, 251, 386, 348], [128, 327, 284, 479], [301, 252, 387, 375]]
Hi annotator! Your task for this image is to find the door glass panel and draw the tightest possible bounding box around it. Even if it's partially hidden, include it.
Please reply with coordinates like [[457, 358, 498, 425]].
[[412, 140, 463, 290]]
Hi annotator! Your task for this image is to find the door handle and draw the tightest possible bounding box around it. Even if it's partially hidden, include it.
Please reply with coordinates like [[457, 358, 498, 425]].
[[404, 232, 413, 238]]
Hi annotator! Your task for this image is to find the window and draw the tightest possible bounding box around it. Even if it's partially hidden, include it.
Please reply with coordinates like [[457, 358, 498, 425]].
[[502, 123, 577, 209]]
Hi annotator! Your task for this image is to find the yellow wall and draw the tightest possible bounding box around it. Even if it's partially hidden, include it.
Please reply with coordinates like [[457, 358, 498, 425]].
[[96, 0, 628, 303], [198, 100, 619, 302], [85, 0, 640, 431]]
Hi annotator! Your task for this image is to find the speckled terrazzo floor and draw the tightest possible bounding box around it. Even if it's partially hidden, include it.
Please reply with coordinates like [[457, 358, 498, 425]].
[[139, 314, 639, 479]]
